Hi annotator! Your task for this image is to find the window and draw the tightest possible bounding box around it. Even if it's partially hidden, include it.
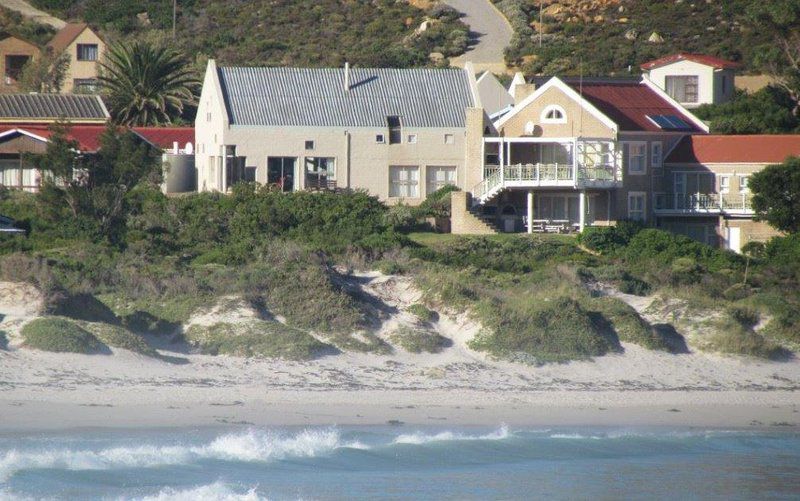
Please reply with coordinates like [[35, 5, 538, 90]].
[[426, 166, 456, 195], [628, 192, 646, 221], [304, 140, 315, 150], [0, 159, 18, 186], [665, 75, 699, 103], [4, 55, 30, 83], [444, 134, 454, 144], [389, 166, 419, 198], [739, 175, 749, 192], [76, 44, 98, 61], [719, 175, 730, 193], [387, 116, 402, 144], [305, 157, 335, 188], [375, 134, 385, 143], [407, 134, 417, 144], [651, 142, 663, 168], [486, 154, 499, 165], [72, 78, 97, 93], [622, 142, 647, 174], [541, 105, 566, 124]]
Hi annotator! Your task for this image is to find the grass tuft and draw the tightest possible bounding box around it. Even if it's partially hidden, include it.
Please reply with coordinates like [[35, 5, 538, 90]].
[[590, 297, 679, 352], [81, 322, 159, 357], [406, 303, 437, 323], [21, 317, 107, 354], [390, 326, 450, 353]]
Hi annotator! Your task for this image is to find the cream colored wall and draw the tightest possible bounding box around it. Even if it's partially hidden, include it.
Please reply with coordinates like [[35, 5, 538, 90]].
[[499, 86, 614, 139], [195, 61, 228, 192], [647, 60, 715, 108], [62, 28, 104, 93]]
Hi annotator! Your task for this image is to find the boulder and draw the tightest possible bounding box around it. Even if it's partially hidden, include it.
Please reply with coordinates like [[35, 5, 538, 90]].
[[648, 32, 665, 43]]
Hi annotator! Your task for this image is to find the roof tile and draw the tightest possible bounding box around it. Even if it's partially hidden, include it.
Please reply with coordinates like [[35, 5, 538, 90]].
[[666, 135, 800, 164]]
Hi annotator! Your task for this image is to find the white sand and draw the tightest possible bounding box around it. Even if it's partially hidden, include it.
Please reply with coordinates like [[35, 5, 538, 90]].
[[1, 277, 799, 431]]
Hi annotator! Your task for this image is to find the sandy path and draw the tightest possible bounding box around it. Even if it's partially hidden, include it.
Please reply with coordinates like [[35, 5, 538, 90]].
[[0, 0, 65, 29], [444, 0, 512, 73]]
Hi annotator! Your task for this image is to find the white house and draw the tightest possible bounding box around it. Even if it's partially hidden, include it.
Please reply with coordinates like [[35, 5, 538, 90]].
[[641, 53, 740, 108]]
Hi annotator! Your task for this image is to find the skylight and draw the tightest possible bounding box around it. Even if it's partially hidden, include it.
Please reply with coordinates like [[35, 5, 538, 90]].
[[648, 114, 691, 130]]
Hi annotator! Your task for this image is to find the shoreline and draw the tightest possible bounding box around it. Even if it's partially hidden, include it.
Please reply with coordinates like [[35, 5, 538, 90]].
[[2, 389, 798, 432]]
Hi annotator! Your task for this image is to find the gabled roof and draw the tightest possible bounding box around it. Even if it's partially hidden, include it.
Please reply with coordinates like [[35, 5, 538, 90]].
[[0, 94, 108, 123], [0, 36, 40, 52], [640, 53, 741, 71], [495, 76, 706, 133], [47, 22, 91, 53], [0, 124, 107, 152], [666, 135, 800, 164], [216, 66, 474, 128], [132, 127, 194, 150]]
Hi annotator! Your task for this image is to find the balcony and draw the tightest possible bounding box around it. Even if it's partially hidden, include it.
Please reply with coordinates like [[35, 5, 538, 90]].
[[654, 192, 753, 215]]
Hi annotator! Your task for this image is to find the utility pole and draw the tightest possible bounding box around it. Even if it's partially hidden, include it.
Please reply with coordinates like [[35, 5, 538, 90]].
[[539, 0, 543, 47], [172, 0, 177, 39]]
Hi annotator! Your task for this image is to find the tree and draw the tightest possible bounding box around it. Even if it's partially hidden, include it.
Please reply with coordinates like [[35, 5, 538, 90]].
[[749, 157, 800, 234], [98, 41, 200, 126], [694, 87, 800, 134], [18, 49, 70, 93]]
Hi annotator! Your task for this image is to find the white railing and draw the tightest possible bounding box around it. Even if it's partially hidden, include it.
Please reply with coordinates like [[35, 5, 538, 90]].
[[473, 163, 619, 203], [654, 192, 753, 213]]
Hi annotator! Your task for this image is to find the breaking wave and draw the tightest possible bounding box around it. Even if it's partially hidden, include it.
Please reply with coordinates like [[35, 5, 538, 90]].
[[0, 428, 367, 481], [392, 425, 511, 445], [131, 481, 266, 501]]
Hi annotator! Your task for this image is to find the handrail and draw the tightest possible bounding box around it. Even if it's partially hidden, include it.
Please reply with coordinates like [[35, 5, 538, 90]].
[[653, 192, 753, 212]]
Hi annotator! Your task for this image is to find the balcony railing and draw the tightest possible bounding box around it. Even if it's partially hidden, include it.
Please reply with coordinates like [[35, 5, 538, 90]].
[[654, 192, 753, 214], [474, 163, 620, 203]]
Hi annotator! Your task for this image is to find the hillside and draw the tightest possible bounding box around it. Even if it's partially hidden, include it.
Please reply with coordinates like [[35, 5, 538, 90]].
[[27, 0, 470, 68], [494, 0, 786, 76]]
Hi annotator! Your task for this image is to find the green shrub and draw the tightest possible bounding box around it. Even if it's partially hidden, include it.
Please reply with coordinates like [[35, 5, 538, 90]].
[[383, 204, 417, 232], [414, 185, 460, 219], [390, 326, 450, 353], [407, 303, 436, 323], [469, 296, 618, 363], [50, 293, 119, 324], [324, 331, 393, 354], [184, 321, 335, 360], [707, 319, 790, 361], [590, 297, 674, 352], [81, 322, 158, 357], [22, 317, 107, 354], [728, 305, 760, 328], [578, 221, 644, 254]]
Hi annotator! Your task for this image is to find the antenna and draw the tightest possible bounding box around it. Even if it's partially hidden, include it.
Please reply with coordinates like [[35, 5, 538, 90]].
[[579, 58, 584, 137]]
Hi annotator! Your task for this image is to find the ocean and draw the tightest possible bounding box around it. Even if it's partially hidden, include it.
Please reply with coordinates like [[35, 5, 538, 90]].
[[0, 425, 798, 500]]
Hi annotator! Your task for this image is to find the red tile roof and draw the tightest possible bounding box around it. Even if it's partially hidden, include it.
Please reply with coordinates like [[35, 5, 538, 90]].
[[46, 22, 89, 53], [132, 127, 194, 150], [563, 80, 705, 133], [640, 53, 741, 71], [0, 124, 106, 152], [666, 135, 800, 164]]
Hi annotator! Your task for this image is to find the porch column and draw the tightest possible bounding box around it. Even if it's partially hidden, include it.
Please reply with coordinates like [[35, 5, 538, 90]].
[[579, 190, 586, 232], [499, 137, 505, 183], [527, 190, 534, 234]]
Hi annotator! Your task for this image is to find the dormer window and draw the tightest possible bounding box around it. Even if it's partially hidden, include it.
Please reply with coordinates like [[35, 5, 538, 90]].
[[541, 105, 566, 124], [77, 44, 98, 61], [387, 116, 402, 144]]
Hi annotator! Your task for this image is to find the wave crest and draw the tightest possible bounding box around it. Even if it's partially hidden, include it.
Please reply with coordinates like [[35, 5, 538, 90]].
[[133, 481, 266, 501], [393, 425, 511, 445]]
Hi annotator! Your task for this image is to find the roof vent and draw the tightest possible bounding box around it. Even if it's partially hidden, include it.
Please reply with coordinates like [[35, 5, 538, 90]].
[[344, 62, 350, 92]]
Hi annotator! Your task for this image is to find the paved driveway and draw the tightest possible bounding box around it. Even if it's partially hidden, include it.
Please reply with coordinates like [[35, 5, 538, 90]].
[[443, 0, 512, 73]]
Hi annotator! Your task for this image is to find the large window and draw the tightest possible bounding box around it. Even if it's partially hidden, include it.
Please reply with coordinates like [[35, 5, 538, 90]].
[[623, 142, 646, 174], [76, 44, 98, 61], [426, 166, 456, 195], [738, 175, 749, 193], [0, 159, 18, 187], [389, 166, 419, 198], [665, 75, 699, 103], [387, 116, 402, 145], [305, 157, 335, 188], [537, 143, 572, 165], [628, 192, 646, 221], [267, 156, 296, 192]]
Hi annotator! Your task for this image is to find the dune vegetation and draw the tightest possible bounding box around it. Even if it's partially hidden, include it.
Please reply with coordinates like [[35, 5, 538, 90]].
[[21, 317, 107, 354]]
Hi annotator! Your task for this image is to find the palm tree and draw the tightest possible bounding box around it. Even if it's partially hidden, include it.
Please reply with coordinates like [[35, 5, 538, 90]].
[[98, 41, 200, 126]]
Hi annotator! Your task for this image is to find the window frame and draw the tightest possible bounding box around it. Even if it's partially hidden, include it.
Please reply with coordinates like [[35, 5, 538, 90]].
[[387, 116, 402, 145], [426, 165, 457, 195], [627, 191, 647, 222], [375, 134, 385, 144], [444, 134, 454, 145], [389, 165, 420, 198], [76, 43, 99, 62], [650, 141, 663, 168], [407, 134, 418, 144], [304, 140, 315, 150], [719, 174, 731, 194], [738, 175, 749, 193], [665, 75, 699, 104], [622, 141, 647, 175], [540, 105, 567, 124]]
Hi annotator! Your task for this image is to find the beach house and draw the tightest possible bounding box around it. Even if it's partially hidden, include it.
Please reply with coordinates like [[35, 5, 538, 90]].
[[46, 23, 105, 94], [195, 60, 483, 200], [0, 36, 40, 93], [640, 53, 740, 108]]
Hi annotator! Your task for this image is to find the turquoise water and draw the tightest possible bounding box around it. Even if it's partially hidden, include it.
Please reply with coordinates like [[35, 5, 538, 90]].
[[1, 425, 798, 500]]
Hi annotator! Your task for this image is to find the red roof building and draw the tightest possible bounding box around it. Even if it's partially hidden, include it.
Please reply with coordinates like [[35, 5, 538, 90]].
[[666, 135, 800, 164], [132, 127, 194, 152], [0, 124, 106, 152], [640, 53, 741, 71]]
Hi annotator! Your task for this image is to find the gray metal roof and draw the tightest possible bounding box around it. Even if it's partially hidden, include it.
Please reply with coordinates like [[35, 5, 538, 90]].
[[0, 94, 108, 121], [218, 66, 474, 128]]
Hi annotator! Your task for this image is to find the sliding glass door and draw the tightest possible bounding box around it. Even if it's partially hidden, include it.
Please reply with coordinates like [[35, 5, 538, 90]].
[[267, 157, 296, 192]]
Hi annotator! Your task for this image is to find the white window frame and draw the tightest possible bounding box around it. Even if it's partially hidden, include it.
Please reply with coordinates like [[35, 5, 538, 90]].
[[650, 141, 662, 168], [738, 175, 749, 193], [628, 191, 647, 221], [719, 174, 731, 194], [407, 134, 418, 144], [389, 166, 419, 198], [375, 134, 385, 144], [540, 105, 567, 124], [444, 134, 454, 145], [426, 166, 457, 195], [304, 140, 315, 150], [623, 141, 647, 175], [665, 75, 699, 104]]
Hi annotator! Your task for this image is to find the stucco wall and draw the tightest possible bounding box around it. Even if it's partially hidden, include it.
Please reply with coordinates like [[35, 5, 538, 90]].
[[647, 60, 717, 108], [0, 37, 40, 93], [61, 28, 105, 93]]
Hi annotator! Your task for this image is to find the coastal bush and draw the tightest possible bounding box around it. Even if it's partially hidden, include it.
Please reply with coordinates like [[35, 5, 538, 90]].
[[578, 221, 643, 254], [81, 322, 159, 357], [727, 305, 760, 329], [407, 303, 437, 323], [184, 320, 335, 360], [21, 317, 107, 354], [590, 297, 674, 352], [706, 318, 790, 361], [390, 326, 450, 354], [469, 296, 619, 363], [324, 331, 393, 355], [414, 185, 460, 219]]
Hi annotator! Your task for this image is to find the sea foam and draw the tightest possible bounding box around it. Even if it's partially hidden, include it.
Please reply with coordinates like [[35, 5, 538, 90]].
[[0, 428, 366, 481], [131, 481, 266, 501], [392, 425, 510, 445]]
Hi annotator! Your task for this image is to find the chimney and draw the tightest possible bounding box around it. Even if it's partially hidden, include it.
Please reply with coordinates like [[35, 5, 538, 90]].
[[344, 62, 350, 92], [513, 83, 537, 105]]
